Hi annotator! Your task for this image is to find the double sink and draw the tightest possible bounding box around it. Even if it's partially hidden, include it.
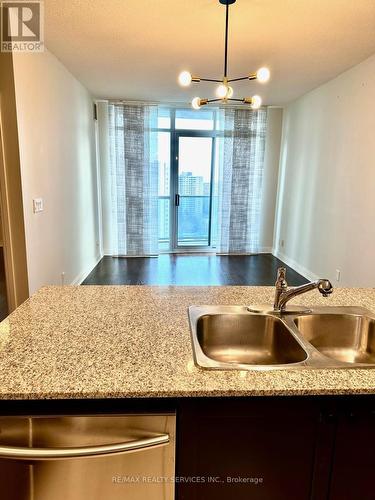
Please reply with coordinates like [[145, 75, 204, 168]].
[[188, 306, 375, 370]]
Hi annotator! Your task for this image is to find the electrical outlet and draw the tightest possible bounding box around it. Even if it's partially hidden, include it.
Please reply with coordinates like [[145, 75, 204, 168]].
[[335, 269, 341, 282], [33, 198, 44, 213]]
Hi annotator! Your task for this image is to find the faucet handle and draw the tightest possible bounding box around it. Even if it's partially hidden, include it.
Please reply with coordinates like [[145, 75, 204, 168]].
[[318, 279, 333, 297]]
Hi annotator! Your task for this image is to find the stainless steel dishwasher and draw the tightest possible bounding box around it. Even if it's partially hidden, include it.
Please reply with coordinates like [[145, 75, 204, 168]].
[[0, 414, 176, 500]]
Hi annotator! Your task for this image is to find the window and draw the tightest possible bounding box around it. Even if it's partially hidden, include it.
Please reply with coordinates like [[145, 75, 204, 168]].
[[157, 108, 171, 129], [175, 109, 215, 131], [156, 108, 218, 251]]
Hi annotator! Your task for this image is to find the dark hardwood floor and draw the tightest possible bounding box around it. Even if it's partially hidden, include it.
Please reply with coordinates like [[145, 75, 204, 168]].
[[83, 253, 307, 286]]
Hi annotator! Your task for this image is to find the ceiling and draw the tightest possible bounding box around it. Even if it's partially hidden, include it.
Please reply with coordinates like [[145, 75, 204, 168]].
[[44, 0, 375, 105]]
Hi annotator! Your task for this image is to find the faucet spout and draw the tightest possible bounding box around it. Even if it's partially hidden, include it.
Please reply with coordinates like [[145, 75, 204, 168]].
[[273, 268, 333, 312]]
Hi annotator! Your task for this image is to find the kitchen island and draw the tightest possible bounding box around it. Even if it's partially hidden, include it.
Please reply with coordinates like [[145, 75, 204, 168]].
[[0, 285, 374, 399], [0, 285, 375, 500]]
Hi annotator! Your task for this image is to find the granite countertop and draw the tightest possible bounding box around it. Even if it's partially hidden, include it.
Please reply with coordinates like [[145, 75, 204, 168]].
[[0, 285, 375, 399]]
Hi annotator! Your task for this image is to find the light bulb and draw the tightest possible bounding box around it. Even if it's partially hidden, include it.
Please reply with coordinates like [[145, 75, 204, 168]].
[[178, 71, 192, 87], [192, 97, 201, 110], [256, 67, 270, 83], [251, 95, 262, 109], [216, 84, 234, 99], [216, 84, 228, 99]]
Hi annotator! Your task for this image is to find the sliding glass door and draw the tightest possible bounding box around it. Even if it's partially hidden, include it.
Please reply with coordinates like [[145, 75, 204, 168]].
[[157, 108, 217, 252], [174, 135, 214, 248]]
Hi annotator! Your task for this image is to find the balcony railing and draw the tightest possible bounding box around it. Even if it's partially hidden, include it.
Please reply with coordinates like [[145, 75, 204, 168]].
[[158, 195, 217, 248], [177, 195, 210, 245]]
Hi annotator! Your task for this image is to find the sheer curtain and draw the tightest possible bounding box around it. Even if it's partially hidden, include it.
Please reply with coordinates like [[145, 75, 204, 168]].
[[216, 107, 267, 254], [108, 103, 158, 256]]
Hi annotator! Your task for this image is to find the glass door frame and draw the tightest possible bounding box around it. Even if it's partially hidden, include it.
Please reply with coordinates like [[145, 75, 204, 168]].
[[171, 130, 217, 251], [155, 107, 220, 253]]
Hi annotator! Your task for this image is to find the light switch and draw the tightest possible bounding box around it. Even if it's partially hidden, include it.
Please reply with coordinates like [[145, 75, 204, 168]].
[[33, 198, 44, 213]]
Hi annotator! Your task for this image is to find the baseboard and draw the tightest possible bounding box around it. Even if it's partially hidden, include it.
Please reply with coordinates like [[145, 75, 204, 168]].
[[104, 247, 274, 256], [272, 249, 319, 281], [70, 254, 102, 285], [216, 247, 274, 255], [258, 247, 273, 254]]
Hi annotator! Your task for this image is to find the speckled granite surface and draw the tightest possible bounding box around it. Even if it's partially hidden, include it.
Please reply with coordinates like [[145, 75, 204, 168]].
[[0, 285, 375, 399]]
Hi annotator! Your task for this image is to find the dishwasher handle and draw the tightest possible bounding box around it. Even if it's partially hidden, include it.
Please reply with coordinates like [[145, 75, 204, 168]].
[[0, 433, 169, 461]]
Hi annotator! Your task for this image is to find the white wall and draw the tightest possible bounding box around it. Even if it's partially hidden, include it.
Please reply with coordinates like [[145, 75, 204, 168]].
[[13, 48, 101, 294], [274, 54, 375, 286]]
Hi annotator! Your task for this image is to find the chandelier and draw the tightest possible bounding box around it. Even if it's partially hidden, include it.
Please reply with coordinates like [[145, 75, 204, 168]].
[[178, 0, 270, 110]]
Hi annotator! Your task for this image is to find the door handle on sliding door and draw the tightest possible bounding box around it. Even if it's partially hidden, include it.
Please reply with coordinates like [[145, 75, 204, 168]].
[[175, 194, 180, 206]]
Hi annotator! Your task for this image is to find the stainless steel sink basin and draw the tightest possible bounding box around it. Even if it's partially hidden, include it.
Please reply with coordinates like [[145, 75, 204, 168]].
[[294, 314, 375, 364], [188, 305, 375, 371], [197, 313, 307, 366]]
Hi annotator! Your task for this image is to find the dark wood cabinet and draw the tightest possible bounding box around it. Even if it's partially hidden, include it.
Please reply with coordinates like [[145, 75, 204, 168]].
[[329, 402, 375, 500], [177, 398, 325, 500], [177, 397, 375, 500]]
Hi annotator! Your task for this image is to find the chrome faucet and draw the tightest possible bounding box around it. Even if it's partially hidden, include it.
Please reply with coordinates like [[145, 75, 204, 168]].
[[273, 267, 333, 311]]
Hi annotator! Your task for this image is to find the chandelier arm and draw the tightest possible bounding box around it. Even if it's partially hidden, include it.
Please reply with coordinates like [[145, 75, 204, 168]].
[[200, 78, 223, 83], [224, 2, 229, 78], [227, 76, 249, 82], [207, 98, 223, 103]]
